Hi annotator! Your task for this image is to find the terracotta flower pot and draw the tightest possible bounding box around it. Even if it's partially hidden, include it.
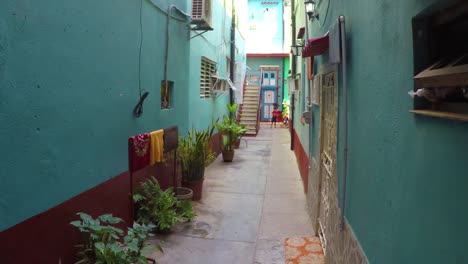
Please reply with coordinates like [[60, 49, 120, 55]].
[[182, 179, 204, 201], [222, 150, 235, 162], [175, 187, 193, 201]]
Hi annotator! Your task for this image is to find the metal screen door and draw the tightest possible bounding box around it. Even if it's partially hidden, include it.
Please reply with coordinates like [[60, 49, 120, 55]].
[[317, 69, 339, 261]]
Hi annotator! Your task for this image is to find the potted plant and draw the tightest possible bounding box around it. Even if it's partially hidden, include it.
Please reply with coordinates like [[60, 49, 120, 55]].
[[70, 213, 160, 264], [178, 123, 216, 200], [215, 103, 247, 162], [133, 177, 196, 233]]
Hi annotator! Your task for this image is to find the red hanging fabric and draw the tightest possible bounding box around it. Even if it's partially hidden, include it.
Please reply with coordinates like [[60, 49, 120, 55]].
[[128, 133, 150, 173]]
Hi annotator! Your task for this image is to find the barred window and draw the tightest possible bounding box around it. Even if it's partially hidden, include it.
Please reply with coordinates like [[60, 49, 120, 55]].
[[200, 57, 216, 98]]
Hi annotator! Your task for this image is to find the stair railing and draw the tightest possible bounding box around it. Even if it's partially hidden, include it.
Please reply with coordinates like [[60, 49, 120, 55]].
[[256, 88, 262, 134]]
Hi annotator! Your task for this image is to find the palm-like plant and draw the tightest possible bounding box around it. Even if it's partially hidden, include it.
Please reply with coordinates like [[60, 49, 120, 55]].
[[178, 122, 216, 182]]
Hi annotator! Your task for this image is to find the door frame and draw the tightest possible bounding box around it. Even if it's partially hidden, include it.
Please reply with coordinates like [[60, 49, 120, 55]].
[[260, 67, 280, 122], [314, 64, 339, 242]]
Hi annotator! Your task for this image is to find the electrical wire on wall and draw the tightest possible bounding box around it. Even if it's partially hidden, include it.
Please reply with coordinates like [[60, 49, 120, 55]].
[[164, 5, 191, 98], [319, 0, 331, 29], [133, 0, 149, 118], [132, 0, 190, 117]]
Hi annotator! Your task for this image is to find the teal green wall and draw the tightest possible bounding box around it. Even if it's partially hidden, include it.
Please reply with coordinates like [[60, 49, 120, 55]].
[[283, 57, 291, 102], [187, 0, 246, 131], [296, 0, 468, 263], [292, 56, 310, 156], [0, 0, 191, 231]]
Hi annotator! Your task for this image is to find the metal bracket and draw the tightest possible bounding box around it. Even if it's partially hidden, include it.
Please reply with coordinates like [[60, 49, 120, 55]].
[[188, 24, 213, 40]]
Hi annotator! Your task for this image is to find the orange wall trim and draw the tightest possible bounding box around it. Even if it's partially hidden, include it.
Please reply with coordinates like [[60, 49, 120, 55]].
[[292, 129, 309, 193]]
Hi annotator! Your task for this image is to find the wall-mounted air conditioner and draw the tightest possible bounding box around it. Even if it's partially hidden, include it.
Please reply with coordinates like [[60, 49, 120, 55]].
[[191, 0, 212, 29], [287, 74, 301, 95]]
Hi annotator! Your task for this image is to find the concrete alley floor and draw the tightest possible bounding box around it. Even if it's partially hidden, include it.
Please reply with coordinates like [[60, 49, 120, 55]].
[[149, 125, 315, 264]]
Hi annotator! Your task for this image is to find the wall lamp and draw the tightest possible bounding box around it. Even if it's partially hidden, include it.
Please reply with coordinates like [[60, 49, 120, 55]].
[[305, 0, 319, 20], [291, 44, 304, 57]]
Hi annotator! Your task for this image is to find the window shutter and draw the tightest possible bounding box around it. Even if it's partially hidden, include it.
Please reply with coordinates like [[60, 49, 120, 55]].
[[200, 57, 216, 98]]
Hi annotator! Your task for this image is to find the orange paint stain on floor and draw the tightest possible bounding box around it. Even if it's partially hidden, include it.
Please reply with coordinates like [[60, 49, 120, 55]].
[[285, 237, 325, 264]]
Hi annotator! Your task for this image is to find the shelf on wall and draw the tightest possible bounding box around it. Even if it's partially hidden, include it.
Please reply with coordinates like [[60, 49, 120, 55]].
[[410, 109, 468, 122], [188, 24, 213, 40]]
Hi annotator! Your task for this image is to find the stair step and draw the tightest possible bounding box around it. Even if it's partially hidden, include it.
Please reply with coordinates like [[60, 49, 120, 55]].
[[241, 108, 258, 112], [240, 118, 257, 122], [245, 85, 260, 90], [240, 114, 257, 118], [240, 115, 257, 119], [239, 84, 260, 138], [241, 104, 258, 108]]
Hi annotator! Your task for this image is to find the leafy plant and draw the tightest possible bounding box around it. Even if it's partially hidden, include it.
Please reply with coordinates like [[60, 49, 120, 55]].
[[134, 177, 197, 232], [282, 99, 290, 119], [70, 213, 157, 264], [177, 199, 196, 222], [215, 103, 247, 152], [178, 122, 217, 182]]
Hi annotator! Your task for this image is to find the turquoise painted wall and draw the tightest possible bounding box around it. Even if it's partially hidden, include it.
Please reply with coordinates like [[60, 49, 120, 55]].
[[295, 0, 468, 262], [283, 57, 290, 102], [291, 55, 310, 156], [187, 0, 247, 131], [0, 0, 191, 231]]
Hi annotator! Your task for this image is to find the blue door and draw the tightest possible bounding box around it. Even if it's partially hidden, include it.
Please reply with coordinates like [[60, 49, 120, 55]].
[[261, 71, 277, 122]]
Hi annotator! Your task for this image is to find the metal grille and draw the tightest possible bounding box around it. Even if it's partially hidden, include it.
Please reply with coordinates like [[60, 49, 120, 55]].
[[200, 57, 216, 98], [191, 0, 204, 19], [317, 70, 340, 263]]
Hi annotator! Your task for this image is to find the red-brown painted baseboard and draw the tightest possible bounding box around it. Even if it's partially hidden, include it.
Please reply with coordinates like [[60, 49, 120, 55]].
[[0, 134, 221, 264], [0, 171, 132, 264], [292, 129, 309, 193]]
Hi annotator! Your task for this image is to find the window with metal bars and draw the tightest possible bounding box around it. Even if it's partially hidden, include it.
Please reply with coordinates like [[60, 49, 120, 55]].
[[411, 0, 468, 122], [200, 56, 216, 98]]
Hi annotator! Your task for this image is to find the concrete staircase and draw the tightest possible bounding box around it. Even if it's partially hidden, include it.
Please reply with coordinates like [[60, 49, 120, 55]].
[[239, 85, 261, 136]]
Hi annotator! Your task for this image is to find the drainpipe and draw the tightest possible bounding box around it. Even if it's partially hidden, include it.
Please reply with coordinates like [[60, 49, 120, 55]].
[[230, 0, 235, 108], [305, 3, 313, 185], [339, 16, 348, 231], [282, 58, 285, 110], [290, 0, 296, 150]]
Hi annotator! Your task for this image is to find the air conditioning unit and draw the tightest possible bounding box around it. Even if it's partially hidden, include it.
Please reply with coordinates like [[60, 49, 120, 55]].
[[191, 0, 212, 29], [287, 76, 301, 95]]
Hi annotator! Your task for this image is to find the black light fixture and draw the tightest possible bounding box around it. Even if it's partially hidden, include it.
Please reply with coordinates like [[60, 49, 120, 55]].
[[291, 43, 304, 57], [305, 0, 319, 20]]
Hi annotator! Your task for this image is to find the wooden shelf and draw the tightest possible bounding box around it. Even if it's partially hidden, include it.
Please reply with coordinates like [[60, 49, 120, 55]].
[[410, 110, 468, 122]]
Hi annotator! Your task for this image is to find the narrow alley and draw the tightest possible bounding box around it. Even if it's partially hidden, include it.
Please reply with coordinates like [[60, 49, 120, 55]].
[[149, 125, 321, 264], [3, 0, 467, 263]]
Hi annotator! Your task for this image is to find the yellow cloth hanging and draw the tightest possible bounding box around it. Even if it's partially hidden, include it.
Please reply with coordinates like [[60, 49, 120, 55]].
[[150, 129, 164, 165]]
